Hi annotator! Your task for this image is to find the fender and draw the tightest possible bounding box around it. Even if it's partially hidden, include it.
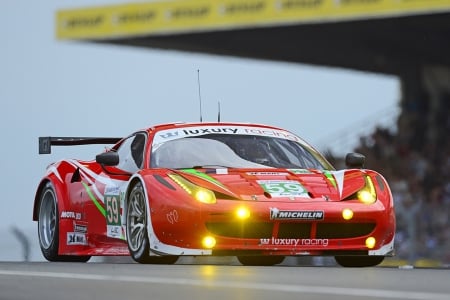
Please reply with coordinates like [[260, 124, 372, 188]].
[[33, 161, 80, 255]]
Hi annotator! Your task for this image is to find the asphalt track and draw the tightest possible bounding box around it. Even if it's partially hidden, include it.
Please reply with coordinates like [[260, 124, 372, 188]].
[[0, 259, 448, 300]]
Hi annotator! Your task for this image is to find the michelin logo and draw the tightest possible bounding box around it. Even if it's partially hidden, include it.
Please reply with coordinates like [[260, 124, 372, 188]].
[[270, 208, 324, 220]]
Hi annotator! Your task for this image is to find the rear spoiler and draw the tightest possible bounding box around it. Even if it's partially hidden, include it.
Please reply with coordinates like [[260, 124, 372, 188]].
[[39, 137, 122, 154]]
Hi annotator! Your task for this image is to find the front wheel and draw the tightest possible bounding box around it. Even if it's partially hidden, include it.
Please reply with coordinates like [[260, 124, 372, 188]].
[[126, 182, 179, 264], [126, 182, 151, 263], [38, 182, 90, 262], [334, 256, 384, 267]]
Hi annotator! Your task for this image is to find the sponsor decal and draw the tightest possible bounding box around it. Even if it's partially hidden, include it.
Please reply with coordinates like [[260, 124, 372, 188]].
[[260, 237, 329, 246], [182, 128, 238, 135], [166, 210, 179, 224], [74, 223, 87, 233], [300, 238, 329, 246], [60, 211, 82, 220], [270, 208, 324, 220], [247, 172, 288, 176], [336, 0, 381, 6], [115, 10, 156, 24], [288, 169, 313, 174], [159, 131, 179, 139], [242, 128, 300, 142], [67, 232, 87, 245], [168, 6, 210, 19], [277, 0, 324, 9], [107, 225, 122, 238], [219, 1, 266, 15], [105, 185, 120, 195], [258, 180, 309, 198], [154, 126, 303, 145], [64, 15, 104, 29]]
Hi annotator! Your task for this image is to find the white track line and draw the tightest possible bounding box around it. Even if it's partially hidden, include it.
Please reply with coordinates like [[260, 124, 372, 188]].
[[0, 269, 447, 300]]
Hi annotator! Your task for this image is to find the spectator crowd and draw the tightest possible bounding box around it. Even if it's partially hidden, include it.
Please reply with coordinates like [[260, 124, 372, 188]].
[[345, 101, 450, 265]]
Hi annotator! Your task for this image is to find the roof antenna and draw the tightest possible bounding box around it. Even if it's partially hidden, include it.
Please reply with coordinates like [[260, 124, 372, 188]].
[[217, 101, 221, 122], [197, 69, 203, 122]]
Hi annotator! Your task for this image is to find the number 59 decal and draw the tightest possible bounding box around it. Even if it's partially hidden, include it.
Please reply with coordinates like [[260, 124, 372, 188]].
[[106, 195, 121, 226], [106, 195, 124, 239], [257, 180, 309, 198]]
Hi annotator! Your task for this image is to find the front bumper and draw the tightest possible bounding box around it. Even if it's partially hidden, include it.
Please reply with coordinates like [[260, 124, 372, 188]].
[[199, 199, 395, 256]]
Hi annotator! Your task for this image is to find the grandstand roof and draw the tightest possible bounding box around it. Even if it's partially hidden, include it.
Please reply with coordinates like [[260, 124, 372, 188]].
[[56, 0, 450, 74]]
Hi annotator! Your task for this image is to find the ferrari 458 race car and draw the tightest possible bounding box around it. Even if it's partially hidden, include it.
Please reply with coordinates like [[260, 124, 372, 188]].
[[34, 122, 395, 267]]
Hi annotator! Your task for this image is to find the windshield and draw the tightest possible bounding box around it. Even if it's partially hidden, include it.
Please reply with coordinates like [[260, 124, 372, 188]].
[[151, 132, 332, 170]]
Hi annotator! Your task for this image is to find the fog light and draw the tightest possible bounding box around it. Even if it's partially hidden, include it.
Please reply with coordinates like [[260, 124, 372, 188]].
[[202, 236, 216, 249], [236, 207, 251, 220], [365, 237, 376, 249], [342, 208, 354, 220]]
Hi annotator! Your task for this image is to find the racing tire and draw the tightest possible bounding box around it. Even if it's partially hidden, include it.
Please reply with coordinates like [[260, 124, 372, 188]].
[[334, 255, 385, 267], [126, 182, 179, 264], [237, 256, 285, 266], [126, 182, 152, 263], [38, 182, 91, 262]]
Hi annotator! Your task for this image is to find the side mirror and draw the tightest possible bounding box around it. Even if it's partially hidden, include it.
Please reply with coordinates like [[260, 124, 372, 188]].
[[96, 151, 119, 166], [345, 152, 365, 169]]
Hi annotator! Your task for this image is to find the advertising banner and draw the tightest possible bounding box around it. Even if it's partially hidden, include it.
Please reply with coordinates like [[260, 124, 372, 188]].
[[56, 0, 450, 39]]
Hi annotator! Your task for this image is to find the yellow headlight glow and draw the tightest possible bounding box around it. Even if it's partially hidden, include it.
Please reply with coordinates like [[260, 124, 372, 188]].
[[342, 208, 354, 220], [357, 176, 377, 204], [365, 237, 376, 249], [202, 236, 216, 249], [357, 190, 376, 204], [195, 189, 216, 204], [236, 207, 251, 220]]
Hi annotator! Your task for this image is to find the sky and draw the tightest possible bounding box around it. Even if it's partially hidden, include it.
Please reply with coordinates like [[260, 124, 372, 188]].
[[0, 0, 399, 261]]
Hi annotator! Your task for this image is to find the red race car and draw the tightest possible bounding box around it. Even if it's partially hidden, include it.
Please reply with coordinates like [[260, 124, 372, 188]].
[[34, 122, 395, 266]]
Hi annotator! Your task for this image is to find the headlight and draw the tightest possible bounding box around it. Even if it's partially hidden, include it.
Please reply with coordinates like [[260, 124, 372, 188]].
[[357, 175, 377, 204], [194, 189, 216, 204], [169, 174, 217, 204]]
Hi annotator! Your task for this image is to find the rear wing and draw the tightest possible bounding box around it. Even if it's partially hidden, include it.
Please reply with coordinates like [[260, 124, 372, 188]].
[[39, 137, 122, 154]]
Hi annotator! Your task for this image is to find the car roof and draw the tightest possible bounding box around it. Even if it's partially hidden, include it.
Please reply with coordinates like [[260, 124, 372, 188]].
[[142, 122, 288, 134]]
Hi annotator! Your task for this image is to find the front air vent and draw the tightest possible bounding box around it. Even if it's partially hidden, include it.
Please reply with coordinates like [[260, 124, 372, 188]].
[[316, 223, 376, 239], [205, 222, 273, 238], [277, 223, 311, 238]]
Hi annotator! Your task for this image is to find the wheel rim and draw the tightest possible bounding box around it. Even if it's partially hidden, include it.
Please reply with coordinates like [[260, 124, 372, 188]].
[[38, 189, 57, 249], [127, 186, 147, 252]]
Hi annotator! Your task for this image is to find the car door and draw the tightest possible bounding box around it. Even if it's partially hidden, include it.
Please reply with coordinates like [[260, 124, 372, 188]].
[[94, 132, 147, 244]]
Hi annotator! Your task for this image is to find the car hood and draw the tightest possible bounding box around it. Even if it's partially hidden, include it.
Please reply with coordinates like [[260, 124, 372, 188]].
[[173, 168, 366, 202]]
